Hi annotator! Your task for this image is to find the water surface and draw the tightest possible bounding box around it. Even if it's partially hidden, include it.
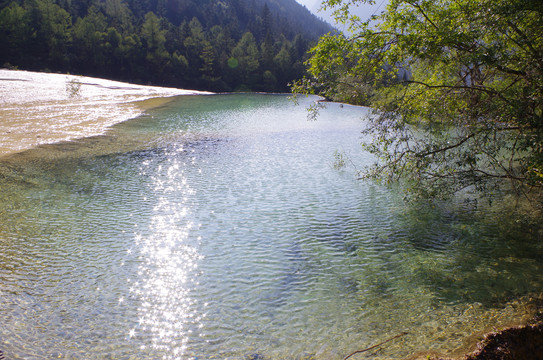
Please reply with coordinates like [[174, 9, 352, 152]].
[[0, 94, 542, 359]]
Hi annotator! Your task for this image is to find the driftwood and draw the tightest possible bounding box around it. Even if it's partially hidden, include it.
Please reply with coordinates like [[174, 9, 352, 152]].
[[343, 332, 409, 360]]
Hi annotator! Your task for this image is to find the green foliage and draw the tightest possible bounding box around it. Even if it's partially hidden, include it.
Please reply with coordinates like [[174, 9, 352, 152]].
[[0, 0, 332, 92], [296, 0, 543, 201], [141, 12, 165, 51], [0, 3, 30, 63]]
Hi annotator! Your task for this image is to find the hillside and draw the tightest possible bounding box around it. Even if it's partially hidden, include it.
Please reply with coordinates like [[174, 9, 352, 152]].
[[0, 0, 334, 91]]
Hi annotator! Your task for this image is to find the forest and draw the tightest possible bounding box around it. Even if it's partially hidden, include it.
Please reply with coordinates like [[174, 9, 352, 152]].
[[0, 0, 333, 91]]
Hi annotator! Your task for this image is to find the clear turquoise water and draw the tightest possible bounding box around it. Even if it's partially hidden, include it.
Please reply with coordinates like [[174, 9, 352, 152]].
[[0, 94, 542, 359]]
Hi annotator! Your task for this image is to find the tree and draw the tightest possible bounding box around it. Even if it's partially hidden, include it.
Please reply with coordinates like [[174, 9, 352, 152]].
[[141, 12, 166, 53], [260, 31, 274, 70], [294, 0, 543, 201], [0, 2, 30, 65], [260, 3, 273, 40], [273, 41, 291, 78], [183, 17, 206, 82], [230, 31, 260, 89], [104, 0, 134, 34], [29, 0, 72, 67], [141, 12, 170, 80], [72, 6, 107, 73]]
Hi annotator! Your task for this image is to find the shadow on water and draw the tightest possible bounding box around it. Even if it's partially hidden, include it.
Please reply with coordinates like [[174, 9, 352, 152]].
[[291, 185, 543, 309], [388, 199, 543, 307]]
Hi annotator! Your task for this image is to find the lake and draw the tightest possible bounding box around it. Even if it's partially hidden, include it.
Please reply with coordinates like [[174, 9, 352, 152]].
[[0, 94, 541, 359]]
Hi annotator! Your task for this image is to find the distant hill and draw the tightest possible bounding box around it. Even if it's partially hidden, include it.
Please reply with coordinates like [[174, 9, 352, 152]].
[[0, 0, 334, 91]]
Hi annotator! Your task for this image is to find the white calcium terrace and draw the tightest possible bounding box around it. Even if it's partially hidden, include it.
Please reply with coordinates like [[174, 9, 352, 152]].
[[0, 69, 211, 157]]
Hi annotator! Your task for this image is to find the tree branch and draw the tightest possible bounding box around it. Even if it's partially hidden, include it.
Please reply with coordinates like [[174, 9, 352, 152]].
[[471, 168, 528, 181], [402, 79, 518, 108], [343, 332, 408, 360], [416, 132, 478, 158], [406, 1, 439, 31], [506, 20, 543, 67], [403, 80, 500, 97], [494, 63, 528, 77]]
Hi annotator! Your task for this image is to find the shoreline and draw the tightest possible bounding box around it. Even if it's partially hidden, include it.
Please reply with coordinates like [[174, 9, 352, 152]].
[[343, 294, 543, 360], [410, 293, 543, 360], [0, 69, 212, 158], [426, 320, 543, 360]]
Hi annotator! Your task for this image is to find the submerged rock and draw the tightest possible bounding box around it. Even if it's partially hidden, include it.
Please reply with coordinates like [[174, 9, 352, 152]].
[[464, 323, 543, 360], [428, 322, 543, 360]]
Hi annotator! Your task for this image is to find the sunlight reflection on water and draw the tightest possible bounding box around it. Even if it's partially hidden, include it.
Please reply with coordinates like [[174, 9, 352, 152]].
[[131, 148, 204, 358]]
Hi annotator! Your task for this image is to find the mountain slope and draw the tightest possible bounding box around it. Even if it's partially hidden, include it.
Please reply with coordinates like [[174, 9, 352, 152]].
[[0, 0, 334, 91]]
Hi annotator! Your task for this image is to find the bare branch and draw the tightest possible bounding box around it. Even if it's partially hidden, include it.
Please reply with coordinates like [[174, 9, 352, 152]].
[[416, 132, 478, 158], [343, 332, 408, 360]]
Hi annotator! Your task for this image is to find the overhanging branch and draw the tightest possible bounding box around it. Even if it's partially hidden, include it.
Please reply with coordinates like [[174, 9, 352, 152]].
[[416, 132, 478, 158]]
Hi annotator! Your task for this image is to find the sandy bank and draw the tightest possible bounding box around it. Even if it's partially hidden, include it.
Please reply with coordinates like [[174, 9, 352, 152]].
[[0, 69, 212, 157]]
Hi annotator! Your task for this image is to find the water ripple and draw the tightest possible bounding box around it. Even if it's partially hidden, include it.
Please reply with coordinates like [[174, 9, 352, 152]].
[[0, 94, 542, 359]]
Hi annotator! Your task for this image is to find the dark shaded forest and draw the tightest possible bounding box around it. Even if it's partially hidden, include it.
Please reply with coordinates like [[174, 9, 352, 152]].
[[0, 0, 333, 91]]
